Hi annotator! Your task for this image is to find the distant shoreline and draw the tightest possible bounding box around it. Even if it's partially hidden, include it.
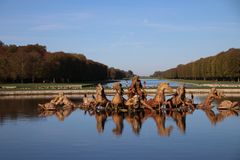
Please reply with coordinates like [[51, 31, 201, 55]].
[[0, 88, 240, 97]]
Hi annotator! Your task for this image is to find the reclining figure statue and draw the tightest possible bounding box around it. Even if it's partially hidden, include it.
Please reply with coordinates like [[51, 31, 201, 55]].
[[218, 100, 240, 110], [38, 92, 76, 110]]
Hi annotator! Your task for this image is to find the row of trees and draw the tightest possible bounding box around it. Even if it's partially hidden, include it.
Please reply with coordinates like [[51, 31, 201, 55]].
[[108, 67, 133, 80], [152, 48, 240, 81], [0, 41, 134, 83]]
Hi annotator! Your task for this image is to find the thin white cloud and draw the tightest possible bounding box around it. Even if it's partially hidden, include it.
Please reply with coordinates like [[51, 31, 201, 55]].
[[143, 19, 240, 32], [0, 11, 94, 32], [0, 35, 29, 41], [31, 24, 66, 31], [109, 32, 144, 48], [32, 11, 93, 22], [29, 11, 94, 31], [64, 12, 93, 21], [111, 41, 144, 48]]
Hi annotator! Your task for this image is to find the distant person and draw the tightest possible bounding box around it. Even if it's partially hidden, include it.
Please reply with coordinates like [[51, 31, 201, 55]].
[[143, 80, 147, 88]]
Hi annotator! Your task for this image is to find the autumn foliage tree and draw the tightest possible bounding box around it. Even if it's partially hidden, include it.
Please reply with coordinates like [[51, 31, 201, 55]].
[[0, 42, 132, 83], [152, 48, 240, 81]]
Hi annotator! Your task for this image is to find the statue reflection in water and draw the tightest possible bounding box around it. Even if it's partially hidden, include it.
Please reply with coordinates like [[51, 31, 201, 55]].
[[170, 111, 186, 134], [125, 111, 143, 135], [202, 108, 238, 125], [37, 79, 239, 136], [152, 111, 173, 136], [39, 108, 75, 121], [112, 112, 124, 136], [90, 109, 188, 136], [38, 106, 239, 136], [95, 110, 107, 133]]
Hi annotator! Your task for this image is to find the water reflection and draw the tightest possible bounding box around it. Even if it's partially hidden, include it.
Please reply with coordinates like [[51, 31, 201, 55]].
[[0, 98, 44, 125], [104, 79, 192, 88], [35, 98, 177, 136], [95, 110, 107, 133], [53, 106, 238, 136], [151, 111, 173, 136], [39, 108, 76, 121], [112, 112, 124, 136], [203, 109, 239, 125], [0, 97, 239, 137], [171, 111, 186, 134], [125, 111, 143, 135]]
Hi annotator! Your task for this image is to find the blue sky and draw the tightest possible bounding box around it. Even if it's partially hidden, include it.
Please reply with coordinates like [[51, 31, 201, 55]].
[[0, 0, 239, 76]]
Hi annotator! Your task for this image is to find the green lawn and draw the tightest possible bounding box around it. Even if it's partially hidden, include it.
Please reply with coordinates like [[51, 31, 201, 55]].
[[162, 79, 240, 89], [0, 83, 95, 90], [166, 79, 240, 84], [1, 79, 239, 91]]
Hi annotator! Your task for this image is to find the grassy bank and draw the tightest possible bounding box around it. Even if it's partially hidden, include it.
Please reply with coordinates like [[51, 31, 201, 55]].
[[0, 83, 94, 91], [1, 88, 240, 96], [1, 78, 239, 91], [162, 79, 240, 88], [0, 79, 121, 91], [166, 79, 239, 84]]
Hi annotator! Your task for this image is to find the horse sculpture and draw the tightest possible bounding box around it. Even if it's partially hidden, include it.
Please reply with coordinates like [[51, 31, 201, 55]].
[[197, 88, 223, 109], [95, 83, 111, 108], [167, 85, 195, 110], [143, 82, 173, 109], [111, 82, 141, 109], [111, 82, 125, 107], [38, 77, 237, 117], [126, 77, 172, 110], [82, 83, 110, 109], [36, 79, 240, 136]]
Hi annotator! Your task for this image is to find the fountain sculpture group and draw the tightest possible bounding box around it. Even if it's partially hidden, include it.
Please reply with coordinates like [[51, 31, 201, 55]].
[[38, 76, 240, 135], [39, 76, 240, 112]]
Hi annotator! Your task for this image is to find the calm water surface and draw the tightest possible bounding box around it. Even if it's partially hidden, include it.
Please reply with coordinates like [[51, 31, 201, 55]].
[[0, 96, 240, 160], [104, 79, 192, 88]]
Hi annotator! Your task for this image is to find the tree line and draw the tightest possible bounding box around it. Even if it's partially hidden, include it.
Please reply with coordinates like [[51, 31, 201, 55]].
[[0, 41, 134, 83], [152, 48, 240, 81]]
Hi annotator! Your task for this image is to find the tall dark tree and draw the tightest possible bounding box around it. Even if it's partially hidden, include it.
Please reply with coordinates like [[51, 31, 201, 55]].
[[0, 41, 132, 83], [152, 48, 240, 81]]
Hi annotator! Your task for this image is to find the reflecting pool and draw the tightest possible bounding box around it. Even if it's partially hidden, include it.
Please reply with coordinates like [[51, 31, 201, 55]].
[[0, 96, 239, 160], [104, 79, 193, 88]]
